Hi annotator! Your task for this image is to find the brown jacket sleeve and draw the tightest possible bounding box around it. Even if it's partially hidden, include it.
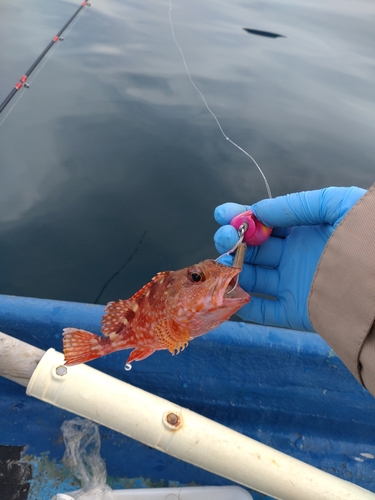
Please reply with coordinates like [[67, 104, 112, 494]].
[[308, 183, 375, 396]]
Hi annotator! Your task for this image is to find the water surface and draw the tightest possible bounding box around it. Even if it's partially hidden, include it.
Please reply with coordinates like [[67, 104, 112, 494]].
[[0, 0, 374, 303]]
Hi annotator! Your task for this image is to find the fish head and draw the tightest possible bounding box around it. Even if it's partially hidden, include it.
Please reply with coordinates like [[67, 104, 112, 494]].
[[165, 259, 250, 337]]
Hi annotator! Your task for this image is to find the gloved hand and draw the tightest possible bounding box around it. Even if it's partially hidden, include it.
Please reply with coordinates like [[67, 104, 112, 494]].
[[214, 187, 366, 331]]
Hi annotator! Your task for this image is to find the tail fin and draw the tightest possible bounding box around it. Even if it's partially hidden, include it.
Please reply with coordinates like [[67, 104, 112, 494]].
[[63, 328, 108, 366]]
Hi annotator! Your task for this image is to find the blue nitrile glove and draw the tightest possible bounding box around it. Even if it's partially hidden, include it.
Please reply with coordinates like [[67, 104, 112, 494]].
[[214, 187, 366, 331]]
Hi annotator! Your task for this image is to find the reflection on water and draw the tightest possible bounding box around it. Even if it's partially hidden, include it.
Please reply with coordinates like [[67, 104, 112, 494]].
[[243, 29, 285, 39], [0, 0, 374, 303]]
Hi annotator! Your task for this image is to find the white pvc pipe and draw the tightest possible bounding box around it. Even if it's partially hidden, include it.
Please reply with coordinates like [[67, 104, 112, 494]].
[[27, 349, 375, 500]]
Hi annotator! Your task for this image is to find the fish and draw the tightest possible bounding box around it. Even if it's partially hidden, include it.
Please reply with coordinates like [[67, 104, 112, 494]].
[[62, 259, 250, 366]]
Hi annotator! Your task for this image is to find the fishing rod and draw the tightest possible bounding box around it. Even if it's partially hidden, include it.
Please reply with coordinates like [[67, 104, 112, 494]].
[[0, 1, 91, 114]]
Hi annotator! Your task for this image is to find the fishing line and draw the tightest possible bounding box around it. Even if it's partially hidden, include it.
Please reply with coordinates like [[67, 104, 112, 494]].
[[0, 1, 91, 120], [168, 0, 272, 199], [0, 87, 27, 129], [94, 230, 147, 304]]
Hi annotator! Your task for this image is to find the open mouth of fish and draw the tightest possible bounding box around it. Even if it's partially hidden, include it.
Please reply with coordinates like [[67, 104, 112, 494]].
[[225, 274, 247, 298], [214, 266, 250, 307]]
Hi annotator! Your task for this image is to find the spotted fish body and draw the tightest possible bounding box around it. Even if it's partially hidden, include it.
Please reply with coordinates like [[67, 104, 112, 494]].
[[63, 259, 250, 366]]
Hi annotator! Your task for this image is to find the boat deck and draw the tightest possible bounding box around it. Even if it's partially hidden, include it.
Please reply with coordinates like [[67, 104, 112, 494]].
[[1, 294, 375, 499]]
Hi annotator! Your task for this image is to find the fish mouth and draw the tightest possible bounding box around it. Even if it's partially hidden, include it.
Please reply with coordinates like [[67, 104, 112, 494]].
[[213, 265, 250, 307], [225, 275, 249, 300]]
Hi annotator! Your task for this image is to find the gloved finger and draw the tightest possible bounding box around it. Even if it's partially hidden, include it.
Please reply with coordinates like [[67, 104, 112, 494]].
[[237, 297, 281, 326], [214, 225, 241, 254], [214, 202, 251, 225], [252, 187, 366, 228], [218, 253, 281, 296], [215, 228, 285, 267], [216, 254, 234, 267], [244, 236, 284, 267], [214, 203, 290, 239], [271, 227, 292, 238], [238, 297, 314, 331], [239, 264, 279, 297]]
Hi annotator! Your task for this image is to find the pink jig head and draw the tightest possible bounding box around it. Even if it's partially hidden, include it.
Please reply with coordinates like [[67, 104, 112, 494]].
[[230, 210, 272, 246]]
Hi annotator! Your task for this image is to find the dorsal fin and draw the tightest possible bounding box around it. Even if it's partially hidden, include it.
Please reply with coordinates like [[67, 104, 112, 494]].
[[130, 271, 170, 302], [102, 299, 137, 336], [101, 271, 171, 336]]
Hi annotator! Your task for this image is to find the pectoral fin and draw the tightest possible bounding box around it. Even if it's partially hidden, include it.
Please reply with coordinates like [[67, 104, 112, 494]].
[[154, 319, 190, 355]]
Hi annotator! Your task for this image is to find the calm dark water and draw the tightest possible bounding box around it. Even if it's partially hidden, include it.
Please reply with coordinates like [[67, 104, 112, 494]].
[[0, 0, 374, 304]]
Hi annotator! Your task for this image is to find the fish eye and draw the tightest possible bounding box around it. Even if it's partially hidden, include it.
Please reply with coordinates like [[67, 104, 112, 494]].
[[191, 272, 202, 282], [188, 267, 205, 283]]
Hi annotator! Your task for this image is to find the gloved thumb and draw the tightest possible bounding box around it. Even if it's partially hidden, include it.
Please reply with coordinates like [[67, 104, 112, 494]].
[[252, 187, 366, 228]]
